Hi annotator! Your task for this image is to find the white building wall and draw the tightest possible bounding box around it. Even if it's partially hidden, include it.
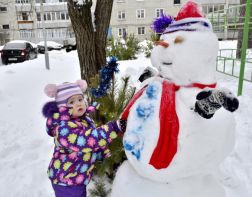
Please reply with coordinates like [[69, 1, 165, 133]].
[[110, 0, 187, 41], [0, 0, 18, 44], [0, 0, 71, 45]]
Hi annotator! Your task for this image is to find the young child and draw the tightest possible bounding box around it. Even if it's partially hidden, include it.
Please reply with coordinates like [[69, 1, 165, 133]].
[[42, 80, 126, 197]]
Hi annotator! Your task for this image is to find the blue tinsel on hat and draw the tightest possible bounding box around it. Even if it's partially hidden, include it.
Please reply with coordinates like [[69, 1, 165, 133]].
[[91, 56, 119, 98], [151, 15, 174, 34]]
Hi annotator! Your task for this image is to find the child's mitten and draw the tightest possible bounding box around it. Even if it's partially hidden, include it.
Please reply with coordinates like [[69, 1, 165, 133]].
[[87, 102, 100, 113], [119, 119, 127, 133], [138, 66, 158, 82], [194, 88, 239, 119]]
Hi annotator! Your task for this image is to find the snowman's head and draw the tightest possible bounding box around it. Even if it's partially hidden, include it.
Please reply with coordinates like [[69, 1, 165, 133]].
[[151, 1, 218, 86]]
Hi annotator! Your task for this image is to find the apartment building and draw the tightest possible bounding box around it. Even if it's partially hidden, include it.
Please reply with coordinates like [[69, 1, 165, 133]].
[[109, 0, 186, 40], [110, 0, 240, 41], [199, 0, 239, 14], [0, 0, 241, 45], [0, 0, 71, 45], [0, 0, 17, 44]]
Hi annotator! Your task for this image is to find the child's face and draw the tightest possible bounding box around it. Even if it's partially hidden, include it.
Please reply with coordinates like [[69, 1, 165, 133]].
[[66, 94, 87, 118]]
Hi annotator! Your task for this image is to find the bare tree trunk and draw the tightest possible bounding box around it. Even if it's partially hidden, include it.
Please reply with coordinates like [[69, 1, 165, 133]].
[[67, 0, 96, 82], [237, 0, 252, 58], [94, 0, 114, 71], [67, 0, 114, 83]]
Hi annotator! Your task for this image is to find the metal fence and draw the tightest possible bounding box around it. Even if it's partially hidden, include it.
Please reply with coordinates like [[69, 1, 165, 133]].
[[207, 0, 252, 95]]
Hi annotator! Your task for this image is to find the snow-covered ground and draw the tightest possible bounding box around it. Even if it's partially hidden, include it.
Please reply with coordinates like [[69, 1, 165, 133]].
[[0, 44, 251, 196], [218, 40, 252, 80]]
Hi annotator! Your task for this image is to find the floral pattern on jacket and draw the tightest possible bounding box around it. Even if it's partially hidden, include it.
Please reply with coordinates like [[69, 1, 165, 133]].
[[46, 107, 121, 186]]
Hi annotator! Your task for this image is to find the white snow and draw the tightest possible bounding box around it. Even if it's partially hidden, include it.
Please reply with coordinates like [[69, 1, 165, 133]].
[[0, 46, 251, 196], [37, 41, 63, 49], [8, 40, 38, 48]]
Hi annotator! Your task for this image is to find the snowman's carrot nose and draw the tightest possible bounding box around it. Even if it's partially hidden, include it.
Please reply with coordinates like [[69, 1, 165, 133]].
[[154, 40, 169, 48]]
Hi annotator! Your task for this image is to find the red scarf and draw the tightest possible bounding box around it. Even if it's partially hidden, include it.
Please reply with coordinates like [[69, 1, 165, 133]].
[[122, 80, 216, 169]]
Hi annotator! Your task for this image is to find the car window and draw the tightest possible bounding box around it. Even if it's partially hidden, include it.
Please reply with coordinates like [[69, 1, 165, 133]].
[[4, 43, 26, 50], [27, 43, 32, 49]]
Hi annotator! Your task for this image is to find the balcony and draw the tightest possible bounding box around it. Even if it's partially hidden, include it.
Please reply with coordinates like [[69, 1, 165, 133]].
[[17, 20, 34, 24], [0, 29, 10, 35]]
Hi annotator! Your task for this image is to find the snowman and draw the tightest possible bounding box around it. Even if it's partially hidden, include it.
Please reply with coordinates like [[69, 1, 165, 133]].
[[111, 1, 239, 197]]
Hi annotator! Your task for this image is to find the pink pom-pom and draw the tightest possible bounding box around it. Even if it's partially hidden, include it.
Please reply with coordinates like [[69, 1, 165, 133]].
[[76, 80, 88, 92], [44, 84, 57, 98]]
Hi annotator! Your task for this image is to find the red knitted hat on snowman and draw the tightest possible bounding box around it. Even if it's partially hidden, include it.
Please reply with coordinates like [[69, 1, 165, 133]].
[[163, 1, 212, 34]]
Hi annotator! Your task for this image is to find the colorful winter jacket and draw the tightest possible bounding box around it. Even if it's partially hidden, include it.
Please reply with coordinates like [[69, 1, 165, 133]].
[[45, 106, 121, 186]]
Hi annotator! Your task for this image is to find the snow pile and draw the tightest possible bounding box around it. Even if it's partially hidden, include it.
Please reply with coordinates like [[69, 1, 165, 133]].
[[37, 41, 63, 49]]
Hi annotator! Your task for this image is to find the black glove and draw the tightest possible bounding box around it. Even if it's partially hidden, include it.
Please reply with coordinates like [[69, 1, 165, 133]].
[[138, 66, 158, 82], [119, 119, 127, 133], [194, 88, 239, 119]]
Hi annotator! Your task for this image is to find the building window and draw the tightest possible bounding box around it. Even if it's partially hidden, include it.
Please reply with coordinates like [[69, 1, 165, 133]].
[[20, 30, 34, 39], [136, 9, 145, 19], [118, 28, 127, 37], [61, 12, 66, 20], [22, 12, 28, 20], [118, 11, 126, 20], [16, 0, 31, 3], [138, 27, 145, 35], [46, 13, 51, 20], [174, 0, 181, 5], [2, 25, 10, 29], [0, 7, 7, 12], [208, 6, 218, 13], [39, 12, 69, 21], [219, 5, 225, 11], [51, 12, 56, 20], [35, 0, 45, 3], [36, 13, 41, 21], [56, 12, 61, 20], [156, 8, 164, 18]]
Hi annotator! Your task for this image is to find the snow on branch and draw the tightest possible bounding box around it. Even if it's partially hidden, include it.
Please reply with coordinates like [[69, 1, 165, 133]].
[[73, 0, 92, 6]]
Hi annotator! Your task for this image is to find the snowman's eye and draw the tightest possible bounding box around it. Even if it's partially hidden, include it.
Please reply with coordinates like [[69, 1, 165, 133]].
[[174, 36, 184, 44]]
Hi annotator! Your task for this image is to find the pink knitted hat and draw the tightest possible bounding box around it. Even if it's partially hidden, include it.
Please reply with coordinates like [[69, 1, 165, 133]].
[[44, 80, 88, 107]]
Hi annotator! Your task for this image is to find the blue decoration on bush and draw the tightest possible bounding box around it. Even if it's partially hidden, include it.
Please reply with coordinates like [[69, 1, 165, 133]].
[[91, 56, 119, 98], [151, 15, 174, 34]]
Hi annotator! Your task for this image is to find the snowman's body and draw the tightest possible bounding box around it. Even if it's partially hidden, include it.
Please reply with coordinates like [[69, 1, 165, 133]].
[[121, 79, 235, 183], [111, 3, 236, 196]]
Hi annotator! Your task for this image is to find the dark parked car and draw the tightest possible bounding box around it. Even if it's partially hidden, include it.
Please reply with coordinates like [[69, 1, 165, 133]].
[[63, 37, 76, 52], [0, 41, 38, 65]]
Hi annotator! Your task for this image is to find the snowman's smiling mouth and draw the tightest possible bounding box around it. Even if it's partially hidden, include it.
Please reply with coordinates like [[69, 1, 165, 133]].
[[162, 62, 172, 66]]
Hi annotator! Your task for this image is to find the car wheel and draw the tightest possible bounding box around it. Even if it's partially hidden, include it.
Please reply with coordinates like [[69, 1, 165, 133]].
[[3, 60, 8, 65]]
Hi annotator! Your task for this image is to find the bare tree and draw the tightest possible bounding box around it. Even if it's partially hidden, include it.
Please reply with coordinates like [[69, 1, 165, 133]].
[[67, 0, 114, 82]]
